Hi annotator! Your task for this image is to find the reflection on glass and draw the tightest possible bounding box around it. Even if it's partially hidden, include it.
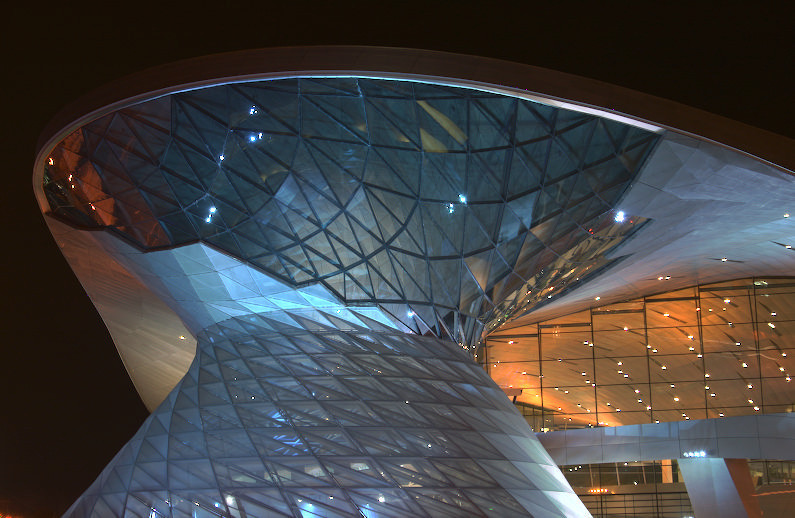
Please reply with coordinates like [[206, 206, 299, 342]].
[[485, 278, 795, 430]]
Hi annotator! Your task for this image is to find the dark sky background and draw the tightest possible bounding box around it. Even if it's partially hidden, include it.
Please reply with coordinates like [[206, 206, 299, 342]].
[[2, 3, 793, 516]]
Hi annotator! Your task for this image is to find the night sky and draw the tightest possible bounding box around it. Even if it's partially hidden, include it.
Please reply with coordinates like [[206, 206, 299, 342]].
[[2, 3, 793, 516]]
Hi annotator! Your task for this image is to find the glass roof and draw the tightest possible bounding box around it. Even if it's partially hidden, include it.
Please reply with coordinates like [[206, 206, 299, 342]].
[[43, 77, 659, 345]]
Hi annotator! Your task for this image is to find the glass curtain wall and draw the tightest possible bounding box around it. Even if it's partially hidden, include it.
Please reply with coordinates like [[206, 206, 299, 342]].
[[561, 460, 693, 518], [484, 277, 795, 429]]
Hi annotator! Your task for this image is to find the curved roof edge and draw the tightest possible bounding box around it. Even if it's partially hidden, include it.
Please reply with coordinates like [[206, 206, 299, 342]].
[[34, 46, 794, 205]]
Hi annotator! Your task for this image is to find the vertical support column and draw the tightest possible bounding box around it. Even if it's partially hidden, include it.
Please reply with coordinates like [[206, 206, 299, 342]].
[[661, 459, 673, 484], [679, 457, 761, 518]]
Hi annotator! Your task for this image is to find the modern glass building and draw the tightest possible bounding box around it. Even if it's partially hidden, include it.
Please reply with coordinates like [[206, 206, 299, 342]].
[[33, 47, 795, 517]]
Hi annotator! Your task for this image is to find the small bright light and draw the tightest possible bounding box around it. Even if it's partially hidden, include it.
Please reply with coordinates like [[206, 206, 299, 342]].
[[219, 155, 225, 161], [407, 310, 415, 318], [785, 213, 791, 218], [595, 296, 601, 301], [458, 194, 467, 204], [378, 496, 385, 503], [742, 362, 748, 368], [447, 203, 455, 214], [209, 206, 217, 213], [249, 135, 257, 142], [721, 257, 728, 262], [683, 450, 706, 458], [205, 217, 212, 223], [747, 384, 753, 389], [249, 106, 257, 115], [179, 335, 186, 340], [614, 211, 626, 222], [673, 397, 679, 402], [769, 322, 776, 328], [723, 298, 731, 303]]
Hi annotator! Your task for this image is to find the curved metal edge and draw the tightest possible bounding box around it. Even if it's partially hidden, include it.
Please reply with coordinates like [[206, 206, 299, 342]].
[[32, 45, 795, 213]]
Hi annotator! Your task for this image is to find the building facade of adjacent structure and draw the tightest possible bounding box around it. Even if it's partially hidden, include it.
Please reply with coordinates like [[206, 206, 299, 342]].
[[33, 48, 795, 517]]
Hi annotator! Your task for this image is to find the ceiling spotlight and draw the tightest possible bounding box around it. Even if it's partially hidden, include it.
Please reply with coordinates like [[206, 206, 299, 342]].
[[614, 211, 626, 222]]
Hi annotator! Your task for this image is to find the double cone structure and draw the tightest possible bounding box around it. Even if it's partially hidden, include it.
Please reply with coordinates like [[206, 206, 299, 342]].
[[37, 51, 664, 517]]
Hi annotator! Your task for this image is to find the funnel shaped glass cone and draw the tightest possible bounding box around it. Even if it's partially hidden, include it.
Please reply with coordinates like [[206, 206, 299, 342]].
[[43, 77, 658, 346], [64, 313, 589, 517]]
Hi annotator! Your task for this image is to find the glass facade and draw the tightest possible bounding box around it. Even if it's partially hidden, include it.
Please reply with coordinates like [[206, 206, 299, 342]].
[[559, 460, 693, 518], [486, 277, 795, 429], [63, 310, 588, 518], [42, 77, 659, 346], [43, 69, 793, 517]]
